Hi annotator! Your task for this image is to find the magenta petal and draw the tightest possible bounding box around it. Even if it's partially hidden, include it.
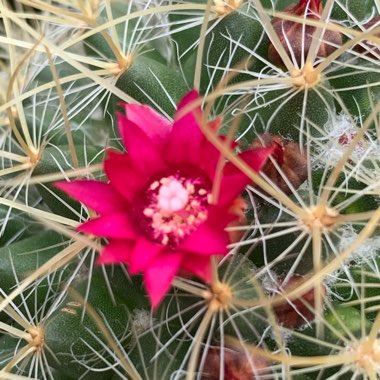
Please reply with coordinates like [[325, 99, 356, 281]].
[[179, 223, 229, 256], [181, 255, 212, 283], [129, 238, 163, 274], [174, 89, 201, 121], [166, 90, 204, 165], [117, 113, 167, 175], [55, 180, 128, 214], [78, 213, 136, 239], [239, 146, 274, 172], [206, 205, 237, 228], [122, 104, 172, 149], [199, 118, 224, 179], [218, 146, 274, 205], [144, 252, 183, 308], [96, 240, 133, 264], [104, 150, 147, 202], [224, 147, 274, 177], [218, 173, 250, 205]]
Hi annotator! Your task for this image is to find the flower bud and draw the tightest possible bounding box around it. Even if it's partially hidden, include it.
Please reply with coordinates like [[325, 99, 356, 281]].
[[201, 345, 271, 379], [251, 134, 308, 195], [227, 197, 248, 243], [354, 16, 380, 58], [268, 0, 342, 67], [272, 274, 324, 329]]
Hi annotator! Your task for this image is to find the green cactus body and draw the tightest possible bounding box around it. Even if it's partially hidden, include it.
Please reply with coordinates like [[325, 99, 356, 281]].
[[0, 231, 69, 323], [325, 303, 372, 339], [0, 206, 39, 245], [169, 0, 208, 58], [329, 0, 374, 21], [114, 55, 189, 117], [1, 0, 380, 379], [44, 271, 131, 379], [328, 60, 380, 126], [246, 86, 334, 141], [33, 145, 104, 219], [200, 6, 266, 92]]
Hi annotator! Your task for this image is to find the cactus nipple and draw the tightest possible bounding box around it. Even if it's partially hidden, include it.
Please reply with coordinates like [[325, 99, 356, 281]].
[[208, 281, 233, 311], [106, 54, 133, 75], [28, 326, 45, 352], [350, 338, 380, 375], [291, 63, 320, 88], [214, 0, 243, 16], [302, 205, 338, 231]]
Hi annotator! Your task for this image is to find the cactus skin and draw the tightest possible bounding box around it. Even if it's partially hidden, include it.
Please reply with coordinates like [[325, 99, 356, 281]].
[[0, 0, 380, 379]]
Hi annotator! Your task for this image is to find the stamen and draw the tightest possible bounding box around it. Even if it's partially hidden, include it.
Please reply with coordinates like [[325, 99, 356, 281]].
[[139, 173, 211, 247], [143, 208, 154, 217]]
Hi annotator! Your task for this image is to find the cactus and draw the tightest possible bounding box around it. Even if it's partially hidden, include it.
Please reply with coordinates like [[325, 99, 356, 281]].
[[0, 0, 380, 378]]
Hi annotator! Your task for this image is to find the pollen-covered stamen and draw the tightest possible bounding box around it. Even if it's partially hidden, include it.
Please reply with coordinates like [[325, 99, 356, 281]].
[[141, 174, 211, 247]]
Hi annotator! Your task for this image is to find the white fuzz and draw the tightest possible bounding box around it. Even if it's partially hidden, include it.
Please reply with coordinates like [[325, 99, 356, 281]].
[[131, 309, 154, 335], [313, 113, 380, 169], [337, 224, 380, 266], [258, 269, 280, 294]]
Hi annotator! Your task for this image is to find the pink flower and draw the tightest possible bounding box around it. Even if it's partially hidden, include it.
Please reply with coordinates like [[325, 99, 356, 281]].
[[56, 90, 273, 307]]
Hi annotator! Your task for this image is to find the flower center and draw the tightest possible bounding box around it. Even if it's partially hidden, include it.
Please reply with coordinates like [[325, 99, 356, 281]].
[[138, 172, 212, 247], [157, 179, 189, 213]]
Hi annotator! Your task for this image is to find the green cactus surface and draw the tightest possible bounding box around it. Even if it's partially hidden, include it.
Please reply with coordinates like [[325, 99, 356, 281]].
[[0, 0, 380, 379]]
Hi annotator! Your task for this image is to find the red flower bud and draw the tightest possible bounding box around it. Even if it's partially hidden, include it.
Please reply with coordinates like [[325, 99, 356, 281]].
[[272, 274, 324, 329], [268, 0, 342, 67], [354, 16, 380, 58], [227, 197, 248, 243], [201, 345, 271, 379], [251, 134, 308, 195]]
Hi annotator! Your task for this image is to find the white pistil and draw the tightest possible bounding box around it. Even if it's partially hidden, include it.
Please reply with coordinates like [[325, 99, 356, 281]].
[[158, 179, 189, 213]]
